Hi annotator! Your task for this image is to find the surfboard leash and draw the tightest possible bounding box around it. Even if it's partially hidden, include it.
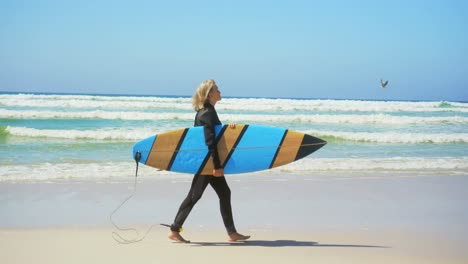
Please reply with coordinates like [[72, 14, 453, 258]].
[[109, 151, 161, 244]]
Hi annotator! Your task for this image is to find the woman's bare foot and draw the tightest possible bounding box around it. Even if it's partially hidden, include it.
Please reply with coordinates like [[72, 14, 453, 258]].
[[228, 232, 250, 242], [168, 231, 190, 243]]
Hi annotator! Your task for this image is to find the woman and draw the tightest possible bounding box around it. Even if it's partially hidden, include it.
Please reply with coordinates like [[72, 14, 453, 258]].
[[168, 79, 250, 243]]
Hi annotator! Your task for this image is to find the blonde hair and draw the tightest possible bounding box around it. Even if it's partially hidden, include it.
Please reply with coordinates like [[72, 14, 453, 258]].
[[192, 79, 216, 111]]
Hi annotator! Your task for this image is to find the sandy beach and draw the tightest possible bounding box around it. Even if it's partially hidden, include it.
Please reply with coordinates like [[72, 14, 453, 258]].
[[1, 227, 466, 264], [1, 172, 468, 264]]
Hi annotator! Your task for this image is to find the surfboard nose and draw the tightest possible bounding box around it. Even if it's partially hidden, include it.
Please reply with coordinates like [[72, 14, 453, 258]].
[[132, 134, 156, 164], [295, 134, 327, 161]]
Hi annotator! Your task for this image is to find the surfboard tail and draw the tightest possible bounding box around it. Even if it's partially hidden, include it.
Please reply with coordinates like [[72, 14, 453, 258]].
[[296, 134, 327, 160]]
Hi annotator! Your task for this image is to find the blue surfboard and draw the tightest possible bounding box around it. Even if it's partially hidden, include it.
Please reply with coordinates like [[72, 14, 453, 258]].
[[133, 124, 326, 175]]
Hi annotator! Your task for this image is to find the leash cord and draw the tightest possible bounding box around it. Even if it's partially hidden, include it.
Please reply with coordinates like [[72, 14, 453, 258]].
[[109, 152, 159, 244]]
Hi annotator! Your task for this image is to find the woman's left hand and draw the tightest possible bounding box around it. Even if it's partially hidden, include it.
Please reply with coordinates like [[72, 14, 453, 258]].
[[213, 168, 224, 177], [228, 123, 236, 129]]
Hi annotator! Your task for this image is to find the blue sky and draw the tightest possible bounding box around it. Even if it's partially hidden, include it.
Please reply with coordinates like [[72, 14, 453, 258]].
[[1, 0, 467, 101]]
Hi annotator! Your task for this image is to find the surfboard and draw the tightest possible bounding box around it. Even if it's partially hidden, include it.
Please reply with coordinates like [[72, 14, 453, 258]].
[[132, 124, 326, 175]]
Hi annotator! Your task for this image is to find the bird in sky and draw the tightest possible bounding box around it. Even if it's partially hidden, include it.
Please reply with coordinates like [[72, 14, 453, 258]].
[[380, 79, 389, 88]]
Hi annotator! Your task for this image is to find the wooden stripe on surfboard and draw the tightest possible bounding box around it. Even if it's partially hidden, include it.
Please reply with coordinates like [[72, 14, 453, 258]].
[[198, 124, 247, 175], [270, 129, 304, 169], [221, 125, 249, 168], [146, 128, 188, 170]]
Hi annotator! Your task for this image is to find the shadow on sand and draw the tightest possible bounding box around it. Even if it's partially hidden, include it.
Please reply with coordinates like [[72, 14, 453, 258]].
[[189, 240, 389, 248]]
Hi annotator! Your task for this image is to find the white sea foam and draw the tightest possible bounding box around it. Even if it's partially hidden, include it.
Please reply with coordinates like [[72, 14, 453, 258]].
[[280, 157, 468, 173], [0, 161, 172, 182], [4, 126, 153, 141], [1, 109, 467, 125], [2, 94, 467, 113], [223, 113, 468, 125], [1, 157, 466, 182], [0, 96, 193, 111], [0, 109, 194, 121], [307, 129, 468, 144]]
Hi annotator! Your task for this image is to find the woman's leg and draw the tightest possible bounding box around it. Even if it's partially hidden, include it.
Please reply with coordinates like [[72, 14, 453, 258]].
[[171, 174, 210, 232], [209, 176, 237, 234]]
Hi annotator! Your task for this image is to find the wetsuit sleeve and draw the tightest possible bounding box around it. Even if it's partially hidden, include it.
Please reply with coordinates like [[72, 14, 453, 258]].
[[200, 110, 222, 169], [195, 109, 222, 169]]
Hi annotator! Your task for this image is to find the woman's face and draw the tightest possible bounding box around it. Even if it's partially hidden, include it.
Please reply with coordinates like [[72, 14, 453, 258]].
[[209, 85, 222, 103]]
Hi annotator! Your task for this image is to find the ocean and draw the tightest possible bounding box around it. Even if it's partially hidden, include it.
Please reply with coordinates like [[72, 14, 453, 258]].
[[1, 93, 467, 182]]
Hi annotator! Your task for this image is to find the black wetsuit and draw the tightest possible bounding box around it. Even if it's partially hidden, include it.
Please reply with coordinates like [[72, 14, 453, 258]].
[[170, 102, 237, 234]]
